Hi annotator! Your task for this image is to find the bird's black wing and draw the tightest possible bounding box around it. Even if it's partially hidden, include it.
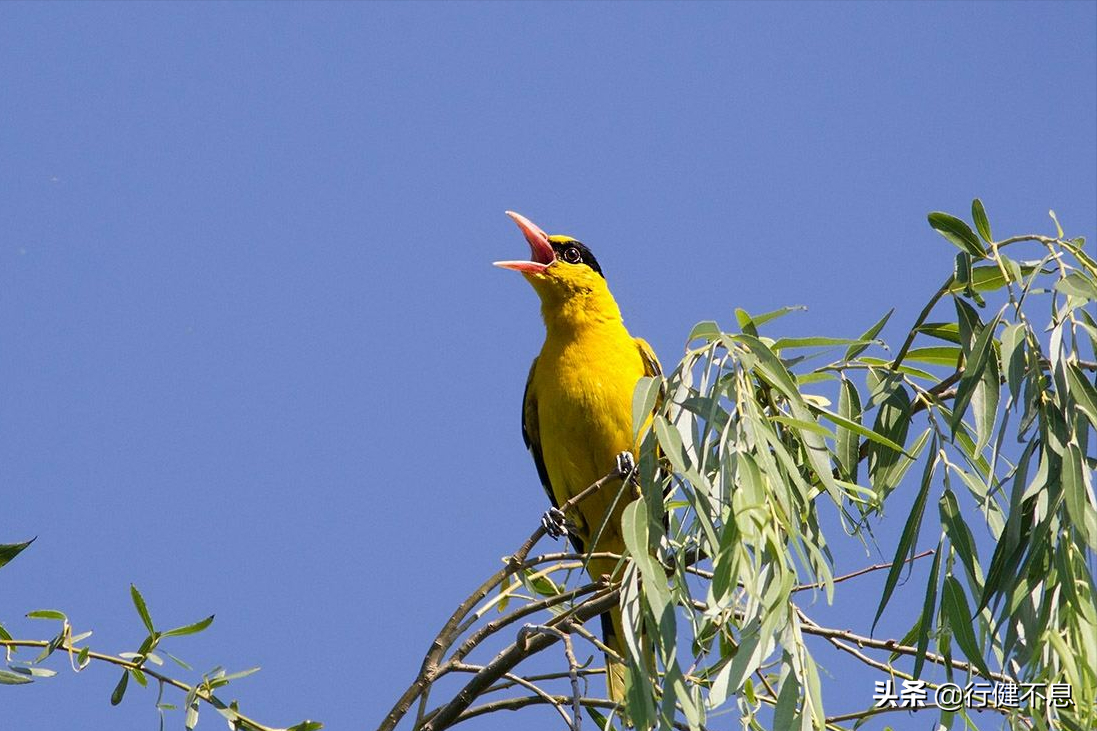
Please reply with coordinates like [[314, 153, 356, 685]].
[[522, 357, 585, 553]]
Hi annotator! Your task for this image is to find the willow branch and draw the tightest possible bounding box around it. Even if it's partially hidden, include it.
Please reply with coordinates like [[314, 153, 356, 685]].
[[795, 609, 1011, 684], [0, 639, 276, 731]]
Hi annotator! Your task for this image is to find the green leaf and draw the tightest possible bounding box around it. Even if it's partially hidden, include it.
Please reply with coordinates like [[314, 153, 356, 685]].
[[687, 320, 721, 343], [904, 346, 962, 367], [772, 666, 800, 731], [110, 669, 129, 705], [941, 576, 993, 679], [772, 336, 874, 351], [1065, 363, 1097, 430], [26, 610, 67, 621], [653, 415, 689, 473], [752, 305, 806, 328], [163, 615, 214, 638], [631, 376, 661, 441], [0, 668, 34, 685], [835, 378, 862, 482], [770, 415, 835, 440], [734, 308, 758, 337], [950, 311, 1001, 438], [846, 309, 893, 360], [947, 264, 1039, 294], [816, 404, 908, 455], [873, 442, 936, 633], [971, 199, 992, 243], [1000, 323, 1027, 404], [1049, 208, 1064, 238], [1062, 442, 1097, 549], [917, 322, 961, 344], [0, 538, 35, 570], [130, 584, 155, 634], [929, 211, 986, 257], [185, 700, 199, 731], [1054, 271, 1097, 301], [970, 338, 1000, 453], [912, 541, 942, 679], [868, 384, 912, 495], [939, 492, 982, 591]]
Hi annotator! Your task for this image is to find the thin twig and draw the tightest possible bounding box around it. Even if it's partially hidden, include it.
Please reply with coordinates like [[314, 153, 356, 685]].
[[796, 609, 1011, 684], [793, 549, 935, 593], [518, 625, 583, 731]]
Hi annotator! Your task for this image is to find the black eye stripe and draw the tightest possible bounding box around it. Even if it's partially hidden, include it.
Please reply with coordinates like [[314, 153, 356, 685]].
[[550, 239, 605, 278]]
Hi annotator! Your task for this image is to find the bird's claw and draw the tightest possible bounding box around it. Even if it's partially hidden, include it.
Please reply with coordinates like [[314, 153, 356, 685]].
[[615, 451, 636, 477], [542, 507, 568, 539]]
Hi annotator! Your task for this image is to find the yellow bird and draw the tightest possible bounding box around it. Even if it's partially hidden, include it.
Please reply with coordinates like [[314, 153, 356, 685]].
[[495, 211, 661, 706]]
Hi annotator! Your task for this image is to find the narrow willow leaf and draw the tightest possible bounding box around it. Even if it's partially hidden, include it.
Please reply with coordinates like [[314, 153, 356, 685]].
[[929, 211, 987, 256], [185, 701, 199, 731], [130, 585, 155, 634], [1066, 363, 1097, 430], [941, 576, 993, 679], [631, 376, 661, 441], [954, 251, 972, 290], [835, 378, 862, 482], [950, 312, 1001, 438], [772, 667, 801, 731], [0, 669, 34, 685], [1000, 323, 1027, 404], [1049, 209, 1064, 238], [971, 199, 992, 243], [912, 541, 943, 679], [752, 304, 807, 328], [977, 442, 1037, 614], [873, 442, 937, 633], [817, 404, 907, 455], [1055, 271, 1097, 301], [971, 343, 1000, 453], [687, 320, 721, 343], [845, 309, 893, 360], [26, 610, 67, 621], [954, 298, 982, 352], [110, 670, 129, 706], [715, 618, 764, 704], [653, 415, 689, 473], [916, 322, 961, 344], [868, 385, 912, 495], [939, 492, 982, 591], [734, 308, 758, 336], [772, 336, 873, 350], [947, 264, 1038, 294], [0, 538, 35, 570], [163, 615, 214, 638], [1062, 443, 1097, 549], [904, 346, 962, 367], [770, 415, 835, 440]]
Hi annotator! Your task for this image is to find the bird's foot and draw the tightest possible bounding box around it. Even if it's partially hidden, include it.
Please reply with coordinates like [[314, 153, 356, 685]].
[[615, 451, 636, 478], [541, 507, 569, 539]]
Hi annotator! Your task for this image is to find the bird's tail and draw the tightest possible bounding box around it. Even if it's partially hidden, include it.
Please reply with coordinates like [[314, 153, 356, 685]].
[[600, 606, 655, 714], [600, 609, 629, 705]]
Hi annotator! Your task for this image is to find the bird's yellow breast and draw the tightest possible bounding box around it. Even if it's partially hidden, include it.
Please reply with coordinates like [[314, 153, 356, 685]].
[[530, 322, 644, 547]]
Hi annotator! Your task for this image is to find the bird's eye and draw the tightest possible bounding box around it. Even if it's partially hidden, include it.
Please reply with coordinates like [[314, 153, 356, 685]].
[[563, 246, 581, 264]]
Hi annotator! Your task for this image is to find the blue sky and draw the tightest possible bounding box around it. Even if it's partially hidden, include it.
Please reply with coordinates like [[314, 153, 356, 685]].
[[1, 2, 1094, 730]]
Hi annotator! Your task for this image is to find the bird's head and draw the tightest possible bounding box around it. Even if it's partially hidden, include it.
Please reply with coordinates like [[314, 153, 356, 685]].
[[494, 212, 609, 311]]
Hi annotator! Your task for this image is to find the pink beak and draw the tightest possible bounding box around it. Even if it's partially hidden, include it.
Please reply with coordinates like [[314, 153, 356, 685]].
[[494, 211, 556, 274]]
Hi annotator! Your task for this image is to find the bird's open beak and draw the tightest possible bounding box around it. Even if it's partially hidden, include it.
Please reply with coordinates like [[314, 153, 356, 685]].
[[494, 211, 556, 274]]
